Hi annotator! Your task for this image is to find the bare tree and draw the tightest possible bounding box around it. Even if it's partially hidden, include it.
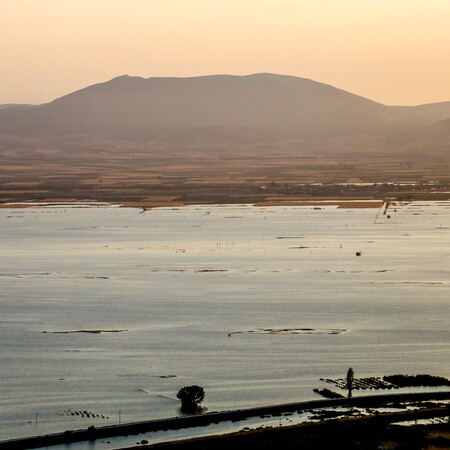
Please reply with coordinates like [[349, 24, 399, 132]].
[[346, 367, 354, 398]]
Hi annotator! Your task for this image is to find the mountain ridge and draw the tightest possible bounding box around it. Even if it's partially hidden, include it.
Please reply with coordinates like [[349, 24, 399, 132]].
[[0, 73, 449, 149]]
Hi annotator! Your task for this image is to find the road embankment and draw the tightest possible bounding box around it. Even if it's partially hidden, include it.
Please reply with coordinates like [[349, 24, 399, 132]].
[[1, 391, 449, 450]]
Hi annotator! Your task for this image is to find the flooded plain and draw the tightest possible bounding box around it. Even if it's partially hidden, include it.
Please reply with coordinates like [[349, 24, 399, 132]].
[[0, 201, 449, 441]]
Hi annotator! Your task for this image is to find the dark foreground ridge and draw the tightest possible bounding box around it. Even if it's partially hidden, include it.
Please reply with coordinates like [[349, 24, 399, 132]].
[[1, 391, 449, 449]]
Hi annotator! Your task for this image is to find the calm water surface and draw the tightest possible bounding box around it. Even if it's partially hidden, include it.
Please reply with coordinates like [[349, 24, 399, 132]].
[[0, 202, 449, 440]]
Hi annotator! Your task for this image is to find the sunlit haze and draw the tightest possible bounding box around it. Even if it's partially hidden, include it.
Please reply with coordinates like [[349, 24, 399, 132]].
[[1, 0, 449, 105]]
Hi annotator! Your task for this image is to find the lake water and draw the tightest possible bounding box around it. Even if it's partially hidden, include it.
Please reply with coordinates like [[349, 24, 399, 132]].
[[0, 201, 449, 441]]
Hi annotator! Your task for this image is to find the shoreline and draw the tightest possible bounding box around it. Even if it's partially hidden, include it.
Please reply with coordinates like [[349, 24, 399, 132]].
[[2, 175, 450, 211], [0, 198, 385, 209], [1, 191, 449, 210], [2, 175, 450, 210], [0, 197, 396, 209]]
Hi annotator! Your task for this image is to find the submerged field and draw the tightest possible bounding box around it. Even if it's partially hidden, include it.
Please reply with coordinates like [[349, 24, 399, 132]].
[[0, 201, 449, 441]]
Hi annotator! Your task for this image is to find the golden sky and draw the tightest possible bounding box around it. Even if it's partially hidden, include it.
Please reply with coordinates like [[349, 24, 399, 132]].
[[1, 0, 449, 105]]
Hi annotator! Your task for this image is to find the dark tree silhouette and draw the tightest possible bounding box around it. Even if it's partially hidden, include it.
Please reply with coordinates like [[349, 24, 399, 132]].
[[346, 367, 354, 398], [176, 385, 205, 413]]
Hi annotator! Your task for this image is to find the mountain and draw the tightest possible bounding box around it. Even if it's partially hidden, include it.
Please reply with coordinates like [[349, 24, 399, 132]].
[[0, 73, 435, 143], [0, 73, 449, 165]]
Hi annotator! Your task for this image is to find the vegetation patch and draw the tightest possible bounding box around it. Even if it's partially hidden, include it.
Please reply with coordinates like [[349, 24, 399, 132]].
[[229, 328, 346, 336], [383, 374, 450, 387], [313, 388, 344, 399], [44, 329, 127, 334]]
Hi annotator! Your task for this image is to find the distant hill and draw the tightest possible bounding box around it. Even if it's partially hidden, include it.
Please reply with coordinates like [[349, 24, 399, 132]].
[[393, 102, 450, 122], [434, 117, 450, 131], [0, 73, 438, 141], [0, 103, 37, 110]]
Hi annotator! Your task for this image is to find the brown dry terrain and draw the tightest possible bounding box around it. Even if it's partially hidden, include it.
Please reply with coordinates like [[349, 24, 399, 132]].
[[1, 141, 449, 208]]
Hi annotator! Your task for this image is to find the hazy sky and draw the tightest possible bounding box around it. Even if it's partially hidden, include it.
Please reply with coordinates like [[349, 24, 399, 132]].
[[1, 0, 449, 105]]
